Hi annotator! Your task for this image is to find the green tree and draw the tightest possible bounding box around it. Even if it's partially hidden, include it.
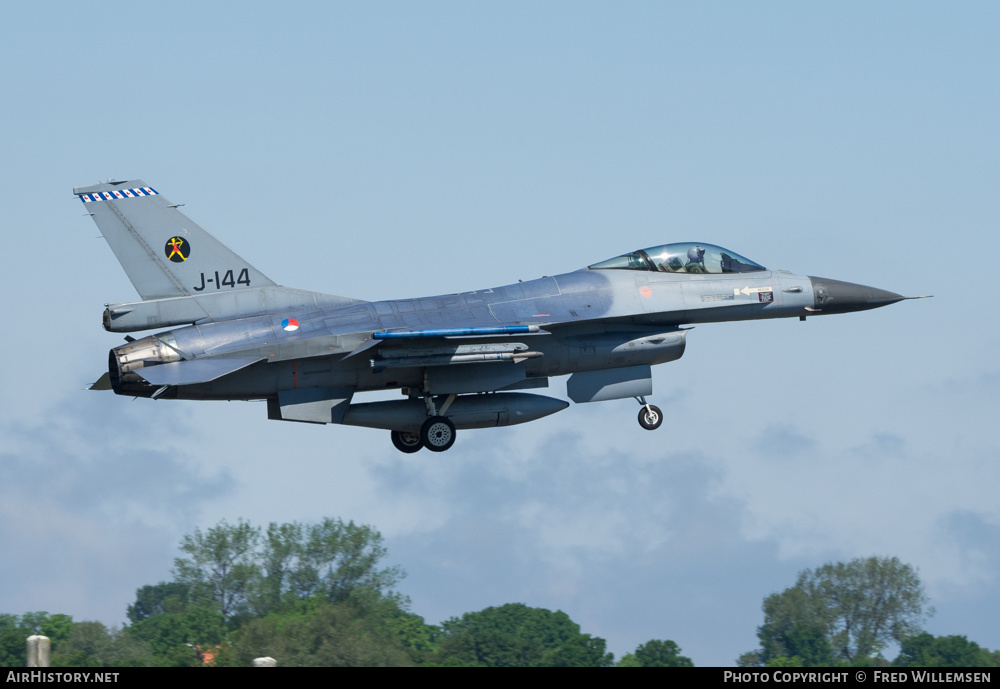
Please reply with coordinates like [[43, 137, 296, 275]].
[[50, 621, 112, 667], [173, 518, 261, 620], [894, 633, 989, 667], [19, 612, 75, 646], [764, 620, 836, 667], [127, 582, 191, 623], [743, 556, 931, 665], [293, 518, 405, 605], [435, 603, 613, 667], [383, 610, 440, 664], [228, 598, 412, 667], [619, 639, 693, 667], [172, 517, 405, 622], [50, 622, 152, 667], [0, 613, 82, 668], [249, 521, 304, 616], [0, 614, 26, 667], [767, 655, 807, 667], [115, 516, 407, 665], [127, 604, 227, 666]]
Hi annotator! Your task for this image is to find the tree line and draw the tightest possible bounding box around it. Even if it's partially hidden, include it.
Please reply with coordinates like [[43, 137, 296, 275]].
[[737, 555, 1000, 668], [1, 518, 995, 667], [1, 518, 688, 667]]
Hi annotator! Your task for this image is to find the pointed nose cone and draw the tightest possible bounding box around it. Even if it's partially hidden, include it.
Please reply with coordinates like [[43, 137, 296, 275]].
[[808, 276, 904, 314]]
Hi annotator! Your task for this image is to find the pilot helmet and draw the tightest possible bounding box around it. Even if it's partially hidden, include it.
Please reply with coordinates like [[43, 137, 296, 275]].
[[687, 246, 706, 263]]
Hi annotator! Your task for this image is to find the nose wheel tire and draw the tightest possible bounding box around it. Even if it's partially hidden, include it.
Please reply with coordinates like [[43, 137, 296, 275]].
[[638, 404, 663, 431], [391, 430, 423, 454], [421, 416, 457, 452]]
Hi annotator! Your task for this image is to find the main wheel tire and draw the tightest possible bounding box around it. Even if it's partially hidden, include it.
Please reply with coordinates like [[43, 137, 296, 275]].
[[420, 416, 456, 452], [638, 404, 663, 430], [391, 429, 423, 454]]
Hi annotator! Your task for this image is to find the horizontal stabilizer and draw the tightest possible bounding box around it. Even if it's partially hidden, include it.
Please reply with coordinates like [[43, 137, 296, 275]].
[[88, 372, 112, 390], [136, 356, 264, 386]]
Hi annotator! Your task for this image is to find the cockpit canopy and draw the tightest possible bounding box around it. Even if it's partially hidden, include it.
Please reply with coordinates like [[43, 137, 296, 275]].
[[588, 242, 766, 274]]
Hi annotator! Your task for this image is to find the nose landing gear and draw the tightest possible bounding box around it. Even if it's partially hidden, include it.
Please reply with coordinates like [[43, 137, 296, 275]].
[[636, 396, 663, 430]]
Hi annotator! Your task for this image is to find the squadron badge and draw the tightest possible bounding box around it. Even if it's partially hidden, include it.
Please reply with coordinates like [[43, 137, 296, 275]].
[[165, 236, 191, 262]]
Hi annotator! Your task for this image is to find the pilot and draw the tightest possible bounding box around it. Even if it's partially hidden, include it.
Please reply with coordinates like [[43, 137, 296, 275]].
[[660, 255, 684, 272], [685, 245, 708, 273]]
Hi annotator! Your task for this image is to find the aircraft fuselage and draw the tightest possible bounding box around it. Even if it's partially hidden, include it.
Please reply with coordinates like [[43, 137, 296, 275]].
[[78, 179, 914, 451], [109, 267, 895, 402]]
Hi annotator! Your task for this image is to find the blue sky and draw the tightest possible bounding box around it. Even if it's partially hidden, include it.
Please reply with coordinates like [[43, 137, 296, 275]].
[[1, 2, 997, 665]]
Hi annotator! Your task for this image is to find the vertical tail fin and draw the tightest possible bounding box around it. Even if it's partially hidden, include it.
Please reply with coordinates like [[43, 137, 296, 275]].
[[75, 179, 275, 300]]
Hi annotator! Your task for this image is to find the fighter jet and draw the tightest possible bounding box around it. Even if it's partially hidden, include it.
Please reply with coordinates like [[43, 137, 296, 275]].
[[79, 179, 922, 453]]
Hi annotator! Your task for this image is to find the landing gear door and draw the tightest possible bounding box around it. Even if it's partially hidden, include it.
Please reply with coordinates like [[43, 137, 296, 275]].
[[566, 365, 653, 403]]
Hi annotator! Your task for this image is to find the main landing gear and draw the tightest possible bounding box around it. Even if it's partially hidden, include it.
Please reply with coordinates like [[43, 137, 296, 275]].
[[420, 416, 456, 452], [636, 396, 663, 431], [390, 430, 423, 454], [389, 392, 662, 452], [390, 415, 457, 454], [390, 390, 459, 454]]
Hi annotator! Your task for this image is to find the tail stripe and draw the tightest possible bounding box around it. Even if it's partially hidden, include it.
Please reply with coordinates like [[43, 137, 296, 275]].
[[78, 187, 159, 203]]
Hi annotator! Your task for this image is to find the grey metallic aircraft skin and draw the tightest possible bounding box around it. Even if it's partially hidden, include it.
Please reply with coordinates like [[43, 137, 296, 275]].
[[78, 179, 913, 452]]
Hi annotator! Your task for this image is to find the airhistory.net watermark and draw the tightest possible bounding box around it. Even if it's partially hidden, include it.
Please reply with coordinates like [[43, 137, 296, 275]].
[[6, 672, 119, 683]]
